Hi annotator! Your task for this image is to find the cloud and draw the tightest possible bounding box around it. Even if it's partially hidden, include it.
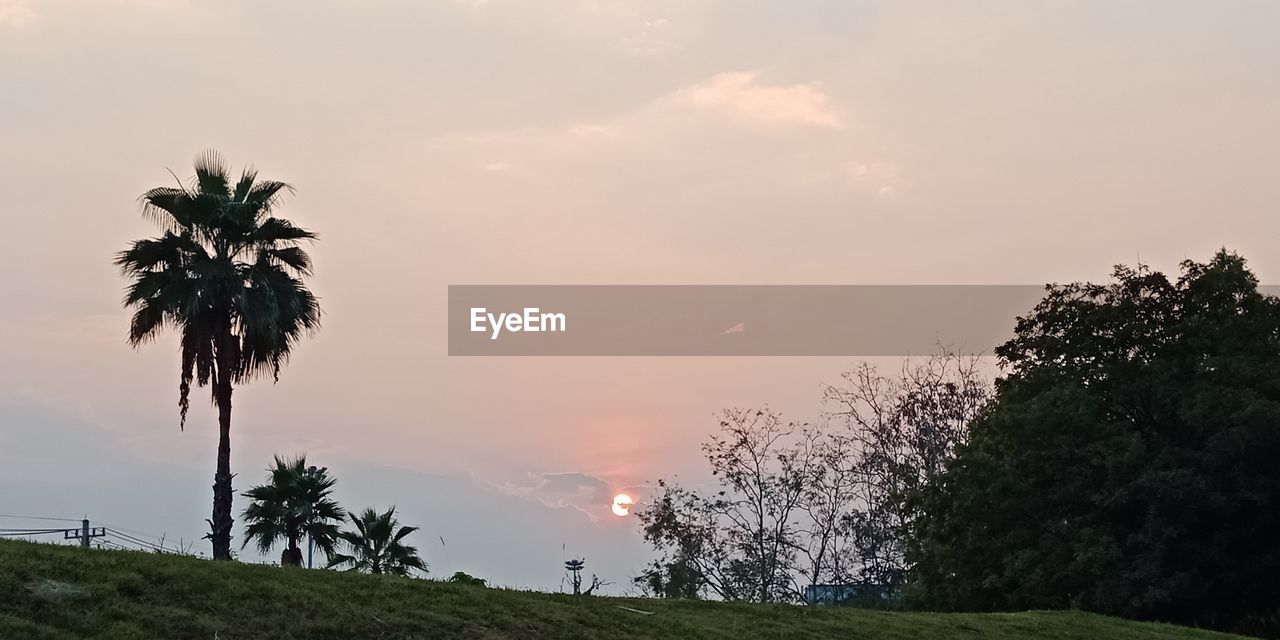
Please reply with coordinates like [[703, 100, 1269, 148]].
[[495, 471, 651, 523], [668, 71, 842, 129], [504, 472, 613, 510], [425, 69, 900, 202], [846, 159, 902, 199], [0, 0, 36, 27], [617, 17, 679, 57]]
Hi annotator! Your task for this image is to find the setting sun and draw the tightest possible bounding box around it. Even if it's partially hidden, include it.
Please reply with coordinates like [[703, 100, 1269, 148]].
[[611, 493, 634, 517]]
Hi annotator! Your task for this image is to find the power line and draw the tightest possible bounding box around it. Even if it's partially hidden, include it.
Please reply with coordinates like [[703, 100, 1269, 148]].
[[99, 535, 159, 553], [103, 528, 198, 555], [0, 528, 68, 536], [96, 521, 167, 541], [98, 540, 140, 553], [0, 515, 192, 554], [0, 513, 82, 523], [105, 529, 166, 548], [104, 529, 173, 553]]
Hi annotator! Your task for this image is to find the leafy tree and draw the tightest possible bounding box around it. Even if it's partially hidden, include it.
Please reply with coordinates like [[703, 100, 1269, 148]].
[[639, 355, 988, 603], [447, 572, 488, 588], [639, 408, 819, 602], [241, 455, 345, 567], [327, 507, 428, 576], [637, 478, 749, 601], [822, 351, 989, 588], [116, 151, 320, 560], [909, 251, 1280, 635], [633, 555, 703, 599]]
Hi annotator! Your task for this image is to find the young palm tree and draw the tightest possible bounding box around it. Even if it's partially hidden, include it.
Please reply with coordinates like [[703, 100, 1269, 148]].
[[241, 455, 345, 567], [116, 151, 320, 560], [327, 507, 428, 576]]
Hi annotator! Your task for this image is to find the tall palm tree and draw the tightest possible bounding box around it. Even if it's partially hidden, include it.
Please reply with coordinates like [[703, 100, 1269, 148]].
[[116, 151, 320, 560], [327, 507, 428, 576], [241, 455, 345, 567]]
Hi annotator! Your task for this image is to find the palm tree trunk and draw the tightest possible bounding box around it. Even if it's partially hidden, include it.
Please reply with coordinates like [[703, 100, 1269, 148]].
[[209, 320, 236, 561], [210, 377, 234, 560], [282, 533, 303, 567]]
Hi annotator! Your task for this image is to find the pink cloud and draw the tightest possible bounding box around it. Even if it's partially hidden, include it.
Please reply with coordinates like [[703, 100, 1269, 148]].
[[670, 71, 842, 129]]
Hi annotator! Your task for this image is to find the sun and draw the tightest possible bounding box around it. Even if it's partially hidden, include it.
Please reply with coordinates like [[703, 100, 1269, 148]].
[[611, 493, 634, 517]]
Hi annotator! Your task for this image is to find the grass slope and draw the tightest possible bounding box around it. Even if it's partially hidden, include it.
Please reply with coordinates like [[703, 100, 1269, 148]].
[[0, 540, 1252, 640]]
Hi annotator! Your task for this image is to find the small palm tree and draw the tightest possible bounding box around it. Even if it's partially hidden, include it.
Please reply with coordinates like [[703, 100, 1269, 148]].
[[242, 455, 345, 567], [327, 507, 428, 576], [116, 151, 320, 560]]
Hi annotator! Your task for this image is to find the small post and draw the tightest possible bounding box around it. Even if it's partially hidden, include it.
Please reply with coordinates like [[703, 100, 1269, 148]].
[[80, 518, 90, 549]]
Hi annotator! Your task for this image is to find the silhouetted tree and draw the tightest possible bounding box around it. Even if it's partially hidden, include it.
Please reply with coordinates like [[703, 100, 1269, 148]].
[[910, 251, 1280, 636], [241, 455, 344, 567], [636, 478, 748, 600], [116, 151, 320, 560], [634, 555, 703, 599], [640, 408, 818, 602], [639, 354, 989, 602], [822, 351, 989, 587], [328, 507, 428, 576]]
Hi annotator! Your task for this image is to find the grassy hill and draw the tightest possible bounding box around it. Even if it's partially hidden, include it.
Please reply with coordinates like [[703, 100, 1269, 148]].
[[0, 539, 1253, 640]]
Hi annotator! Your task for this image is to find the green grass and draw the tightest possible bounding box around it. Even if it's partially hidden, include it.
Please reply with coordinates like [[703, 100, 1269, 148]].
[[0, 539, 1254, 640]]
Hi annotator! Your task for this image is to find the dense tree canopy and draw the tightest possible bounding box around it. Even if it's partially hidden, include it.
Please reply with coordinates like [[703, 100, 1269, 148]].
[[909, 251, 1280, 634]]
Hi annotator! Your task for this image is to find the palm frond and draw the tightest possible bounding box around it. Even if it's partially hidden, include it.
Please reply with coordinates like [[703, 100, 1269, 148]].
[[193, 149, 232, 198], [267, 246, 313, 275], [243, 180, 294, 219], [114, 232, 202, 275], [126, 299, 169, 346], [232, 167, 260, 202], [254, 217, 317, 244]]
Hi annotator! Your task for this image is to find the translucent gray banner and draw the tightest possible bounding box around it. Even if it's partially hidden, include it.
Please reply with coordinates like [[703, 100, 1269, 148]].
[[447, 285, 1280, 356]]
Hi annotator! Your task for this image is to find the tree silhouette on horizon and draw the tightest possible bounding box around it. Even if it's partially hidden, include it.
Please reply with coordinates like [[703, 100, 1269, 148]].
[[327, 507, 428, 576], [116, 151, 320, 560], [242, 454, 345, 567]]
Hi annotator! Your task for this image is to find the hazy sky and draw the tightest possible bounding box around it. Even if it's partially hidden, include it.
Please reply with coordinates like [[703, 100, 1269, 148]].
[[2, 0, 1279, 590]]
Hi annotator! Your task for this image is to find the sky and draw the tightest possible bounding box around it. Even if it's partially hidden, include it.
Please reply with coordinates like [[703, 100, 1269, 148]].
[[1, 0, 1279, 591]]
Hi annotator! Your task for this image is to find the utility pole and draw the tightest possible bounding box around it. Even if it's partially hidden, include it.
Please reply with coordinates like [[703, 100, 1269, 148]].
[[307, 464, 318, 569], [64, 518, 105, 548]]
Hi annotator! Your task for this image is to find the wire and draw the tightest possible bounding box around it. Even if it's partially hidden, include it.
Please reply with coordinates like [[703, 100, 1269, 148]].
[[0, 517, 193, 554], [105, 528, 166, 549], [95, 521, 166, 541], [0, 513, 82, 523], [98, 540, 139, 552], [104, 529, 180, 554], [101, 536, 157, 553]]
